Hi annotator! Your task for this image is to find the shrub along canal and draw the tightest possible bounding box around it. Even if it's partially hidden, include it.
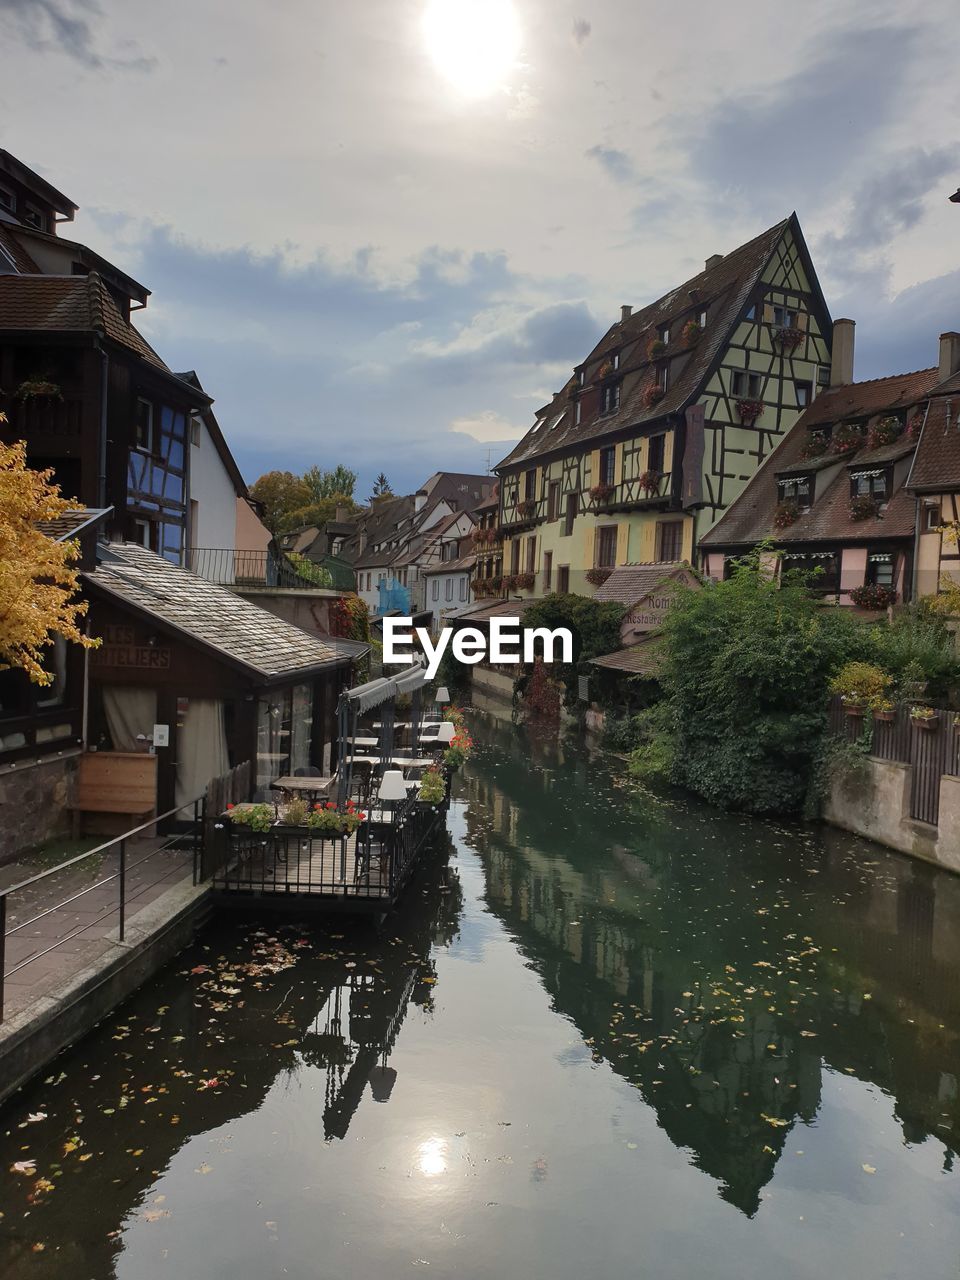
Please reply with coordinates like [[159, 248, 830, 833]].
[[2, 707, 960, 1278]]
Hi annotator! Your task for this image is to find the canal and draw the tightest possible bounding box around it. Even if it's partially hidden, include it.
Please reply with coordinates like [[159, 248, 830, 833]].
[[2, 708, 960, 1278]]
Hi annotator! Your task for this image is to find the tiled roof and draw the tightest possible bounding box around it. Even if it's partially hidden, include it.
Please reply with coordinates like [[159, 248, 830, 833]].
[[496, 216, 800, 469], [421, 551, 476, 575], [593, 562, 693, 605], [474, 482, 500, 512], [36, 508, 111, 542], [703, 369, 935, 548], [908, 396, 960, 492], [85, 542, 349, 681], [0, 223, 40, 273], [591, 636, 665, 676], [0, 272, 172, 374], [932, 369, 960, 396]]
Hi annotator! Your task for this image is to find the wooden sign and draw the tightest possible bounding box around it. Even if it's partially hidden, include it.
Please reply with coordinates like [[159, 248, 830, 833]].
[[92, 644, 171, 670]]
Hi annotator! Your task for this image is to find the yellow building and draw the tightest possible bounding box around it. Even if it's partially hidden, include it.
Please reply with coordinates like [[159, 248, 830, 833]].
[[491, 215, 833, 598]]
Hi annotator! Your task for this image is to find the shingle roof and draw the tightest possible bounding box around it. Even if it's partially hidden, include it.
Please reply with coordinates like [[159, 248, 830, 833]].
[[0, 272, 173, 374], [497, 216, 804, 469], [703, 369, 936, 548], [36, 508, 111, 542], [0, 223, 40, 273], [590, 636, 665, 676], [85, 542, 349, 681], [593, 562, 694, 605], [908, 396, 960, 492], [421, 551, 477, 575]]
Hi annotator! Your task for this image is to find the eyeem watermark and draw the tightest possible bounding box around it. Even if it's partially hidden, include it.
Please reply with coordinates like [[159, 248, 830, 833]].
[[382, 617, 573, 680]]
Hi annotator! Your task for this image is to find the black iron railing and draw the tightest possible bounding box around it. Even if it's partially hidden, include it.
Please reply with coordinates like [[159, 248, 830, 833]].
[[0, 798, 204, 1024]]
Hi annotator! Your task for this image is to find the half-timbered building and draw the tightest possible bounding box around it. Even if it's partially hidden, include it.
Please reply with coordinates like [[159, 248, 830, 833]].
[[493, 215, 834, 596]]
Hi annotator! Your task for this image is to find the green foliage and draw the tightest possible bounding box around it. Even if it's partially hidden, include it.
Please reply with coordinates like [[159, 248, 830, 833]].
[[870, 605, 959, 699], [249, 471, 312, 534], [286, 552, 333, 587], [251, 465, 359, 535], [522, 592, 625, 706], [369, 472, 393, 502], [656, 545, 865, 814], [227, 803, 275, 832], [828, 661, 891, 707], [624, 702, 676, 783], [418, 766, 447, 804], [302, 464, 357, 502]]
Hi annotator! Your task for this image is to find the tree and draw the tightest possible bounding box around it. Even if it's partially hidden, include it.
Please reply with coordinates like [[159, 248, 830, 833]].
[[0, 435, 98, 683], [249, 471, 312, 534], [519, 592, 625, 707], [655, 546, 864, 814], [369, 472, 393, 502], [302, 464, 357, 503]]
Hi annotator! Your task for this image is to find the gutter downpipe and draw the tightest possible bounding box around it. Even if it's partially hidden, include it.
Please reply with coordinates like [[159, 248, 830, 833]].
[[905, 401, 931, 603], [96, 339, 109, 511]]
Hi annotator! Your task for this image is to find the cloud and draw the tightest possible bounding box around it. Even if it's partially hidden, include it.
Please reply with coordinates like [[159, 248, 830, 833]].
[[835, 267, 960, 380], [0, 0, 155, 69], [572, 18, 591, 45], [449, 411, 523, 443], [585, 144, 634, 185]]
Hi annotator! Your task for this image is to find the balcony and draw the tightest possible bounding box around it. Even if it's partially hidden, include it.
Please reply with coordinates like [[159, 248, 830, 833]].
[[188, 548, 355, 592]]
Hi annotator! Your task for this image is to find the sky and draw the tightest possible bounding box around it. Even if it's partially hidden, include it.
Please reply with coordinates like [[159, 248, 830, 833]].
[[3, 0, 959, 498]]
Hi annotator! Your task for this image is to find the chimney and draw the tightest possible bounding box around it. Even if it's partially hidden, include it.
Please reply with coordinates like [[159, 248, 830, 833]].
[[705, 253, 723, 272], [414, 489, 428, 514], [335, 503, 349, 523], [830, 318, 856, 387], [621, 304, 632, 323], [938, 331, 960, 381]]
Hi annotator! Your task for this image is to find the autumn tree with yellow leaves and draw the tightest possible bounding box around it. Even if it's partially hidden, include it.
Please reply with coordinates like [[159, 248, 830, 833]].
[[0, 429, 97, 684]]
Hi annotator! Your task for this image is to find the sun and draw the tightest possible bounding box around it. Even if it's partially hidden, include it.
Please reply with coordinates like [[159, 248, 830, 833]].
[[421, 0, 522, 98]]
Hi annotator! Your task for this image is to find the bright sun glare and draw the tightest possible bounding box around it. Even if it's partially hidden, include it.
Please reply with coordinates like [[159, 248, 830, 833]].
[[421, 0, 521, 97], [417, 1136, 448, 1176]]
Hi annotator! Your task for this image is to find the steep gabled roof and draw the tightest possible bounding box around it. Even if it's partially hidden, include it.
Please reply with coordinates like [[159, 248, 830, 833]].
[[703, 369, 936, 549], [174, 370, 247, 498], [497, 215, 816, 469], [907, 395, 960, 493], [85, 542, 348, 682]]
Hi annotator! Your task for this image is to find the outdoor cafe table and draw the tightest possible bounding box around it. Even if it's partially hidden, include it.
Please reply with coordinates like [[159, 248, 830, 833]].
[[345, 735, 380, 748], [270, 774, 334, 800], [342, 754, 435, 769]]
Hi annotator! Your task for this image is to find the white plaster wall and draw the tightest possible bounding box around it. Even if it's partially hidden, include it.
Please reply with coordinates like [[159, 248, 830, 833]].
[[189, 421, 238, 552]]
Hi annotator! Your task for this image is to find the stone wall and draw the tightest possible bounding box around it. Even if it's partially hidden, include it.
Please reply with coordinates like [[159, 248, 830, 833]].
[[825, 757, 960, 874], [0, 753, 78, 864]]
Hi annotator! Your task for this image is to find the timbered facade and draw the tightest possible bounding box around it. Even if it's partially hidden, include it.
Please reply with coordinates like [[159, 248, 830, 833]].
[[493, 215, 833, 597]]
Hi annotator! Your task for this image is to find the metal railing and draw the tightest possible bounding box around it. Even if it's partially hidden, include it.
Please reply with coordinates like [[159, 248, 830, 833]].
[[0, 798, 205, 1023], [188, 547, 356, 593]]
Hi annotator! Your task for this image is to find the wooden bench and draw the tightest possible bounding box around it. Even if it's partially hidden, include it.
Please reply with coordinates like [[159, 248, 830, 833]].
[[73, 751, 157, 835]]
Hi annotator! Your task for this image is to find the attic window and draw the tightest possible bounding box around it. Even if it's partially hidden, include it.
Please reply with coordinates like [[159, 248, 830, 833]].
[[658, 325, 670, 344], [550, 411, 566, 431], [0, 186, 15, 213], [578, 370, 585, 387], [600, 381, 621, 414], [575, 401, 582, 426], [612, 352, 621, 371], [773, 304, 798, 328], [778, 475, 812, 506], [732, 370, 762, 398], [851, 469, 888, 501], [698, 309, 708, 328], [22, 203, 45, 231]]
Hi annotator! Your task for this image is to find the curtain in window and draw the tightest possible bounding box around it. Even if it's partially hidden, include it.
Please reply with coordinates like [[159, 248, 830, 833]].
[[176, 698, 229, 808], [102, 686, 157, 752]]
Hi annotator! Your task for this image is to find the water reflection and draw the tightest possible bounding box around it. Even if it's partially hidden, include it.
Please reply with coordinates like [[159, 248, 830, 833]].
[[465, 710, 960, 1216]]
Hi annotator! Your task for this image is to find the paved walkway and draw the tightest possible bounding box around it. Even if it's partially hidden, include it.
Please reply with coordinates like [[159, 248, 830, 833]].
[[0, 838, 193, 1023]]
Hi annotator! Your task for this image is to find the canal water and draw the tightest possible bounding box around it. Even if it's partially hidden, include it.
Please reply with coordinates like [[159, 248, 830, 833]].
[[2, 708, 960, 1278]]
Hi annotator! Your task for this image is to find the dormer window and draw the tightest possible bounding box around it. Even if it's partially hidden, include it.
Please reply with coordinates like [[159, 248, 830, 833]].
[[0, 186, 15, 214], [698, 308, 708, 328], [578, 369, 585, 387], [575, 401, 582, 425], [600, 380, 621, 414], [658, 325, 670, 345], [851, 469, 888, 502], [612, 352, 620, 371], [656, 365, 668, 393], [777, 475, 813, 506]]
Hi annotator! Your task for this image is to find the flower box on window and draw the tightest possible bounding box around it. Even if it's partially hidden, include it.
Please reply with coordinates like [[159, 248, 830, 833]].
[[516, 499, 535, 519], [799, 435, 828, 461], [849, 582, 896, 610], [867, 415, 902, 450], [596, 360, 614, 379], [775, 326, 804, 351], [642, 381, 665, 409], [638, 469, 661, 495], [830, 424, 863, 458], [736, 397, 764, 423], [514, 571, 535, 591], [647, 337, 667, 359], [682, 319, 702, 347], [586, 567, 612, 586], [773, 499, 800, 529], [588, 482, 614, 503], [17, 377, 62, 400], [849, 494, 880, 522]]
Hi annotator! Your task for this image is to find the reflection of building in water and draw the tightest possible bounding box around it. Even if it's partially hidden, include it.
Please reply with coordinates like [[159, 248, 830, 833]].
[[464, 728, 960, 1215]]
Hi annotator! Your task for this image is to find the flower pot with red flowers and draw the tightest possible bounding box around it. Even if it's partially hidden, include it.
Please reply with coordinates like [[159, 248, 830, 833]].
[[799, 435, 828, 461], [642, 381, 665, 409], [586, 567, 612, 587], [736, 397, 764, 424], [849, 582, 897, 610], [866, 414, 902, 450], [775, 326, 804, 351], [596, 359, 614, 379], [682, 319, 702, 347], [516, 499, 535, 520], [501, 574, 518, 592], [849, 494, 880, 522], [589, 482, 614, 503], [514, 571, 535, 591], [638, 469, 660, 495], [910, 705, 938, 731], [906, 410, 925, 439], [773, 499, 800, 529], [647, 337, 666, 359], [830, 424, 863, 458]]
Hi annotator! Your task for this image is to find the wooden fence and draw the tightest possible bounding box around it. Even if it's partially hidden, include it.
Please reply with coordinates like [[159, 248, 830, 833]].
[[202, 760, 252, 880], [829, 697, 960, 826]]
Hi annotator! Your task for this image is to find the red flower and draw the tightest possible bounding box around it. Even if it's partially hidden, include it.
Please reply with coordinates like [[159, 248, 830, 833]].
[[226, 802, 234, 810], [314, 803, 323, 811], [359, 811, 367, 820], [326, 801, 336, 810]]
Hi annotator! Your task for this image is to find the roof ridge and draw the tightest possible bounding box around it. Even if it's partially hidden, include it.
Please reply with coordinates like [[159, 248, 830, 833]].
[[829, 365, 938, 390], [85, 269, 106, 334]]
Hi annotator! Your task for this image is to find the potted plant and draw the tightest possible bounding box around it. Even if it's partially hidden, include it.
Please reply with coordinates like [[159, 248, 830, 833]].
[[775, 326, 804, 351], [501, 573, 518, 592], [596, 359, 614, 379], [830, 424, 863, 458], [872, 699, 897, 723], [910, 704, 938, 731], [799, 434, 828, 461], [829, 661, 892, 720], [682, 319, 702, 347], [589, 482, 614, 503], [736, 397, 764, 423], [849, 582, 897, 609], [642, 380, 665, 409], [867, 414, 902, 450], [638, 469, 660, 495], [306, 801, 366, 835], [906, 410, 925, 439], [516, 499, 535, 519], [514, 571, 535, 590], [849, 494, 880, 522], [586, 567, 612, 587], [16, 376, 62, 400], [225, 802, 275, 833], [647, 337, 666, 359], [773, 499, 800, 529], [417, 765, 447, 806]]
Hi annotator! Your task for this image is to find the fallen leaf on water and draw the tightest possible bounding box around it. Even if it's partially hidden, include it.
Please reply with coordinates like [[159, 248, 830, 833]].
[[862, 1163, 877, 1175], [195, 1162, 213, 1175], [25, 1113, 47, 1124]]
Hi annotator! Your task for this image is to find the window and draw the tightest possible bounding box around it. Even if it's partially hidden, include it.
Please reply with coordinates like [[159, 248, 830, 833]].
[[524, 468, 536, 501], [511, 540, 520, 573], [526, 536, 536, 573], [563, 492, 578, 537], [698, 308, 708, 328], [557, 566, 570, 593], [795, 380, 812, 408], [596, 526, 618, 568], [578, 369, 585, 387], [190, 414, 201, 446], [459, 575, 468, 601], [732, 370, 762, 398], [851, 470, 888, 501], [22, 203, 45, 231], [655, 521, 683, 562], [657, 364, 669, 392], [543, 551, 553, 590], [134, 398, 154, 452], [432, 579, 439, 600], [744, 303, 757, 321], [778, 476, 812, 506], [659, 325, 670, 344], [783, 551, 840, 594], [647, 434, 665, 475], [600, 381, 621, 414], [925, 503, 942, 531], [612, 352, 621, 371], [575, 401, 582, 425], [0, 185, 15, 213], [866, 552, 895, 589], [133, 518, 151, 548], [599, 446, 616, 486], [548, 480, 560, 522], [773, 304, 798, 328], [817, 365, 830, 386], [445, 578, 454, 601]]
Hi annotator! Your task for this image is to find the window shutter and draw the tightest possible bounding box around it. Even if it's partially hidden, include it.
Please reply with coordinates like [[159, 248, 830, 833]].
[[614, 443, 624, 485], [589, 449, 600, 487], [583, 525, 595, 570], [616, 522, 629, 565], [663, 430, 674, 473]]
